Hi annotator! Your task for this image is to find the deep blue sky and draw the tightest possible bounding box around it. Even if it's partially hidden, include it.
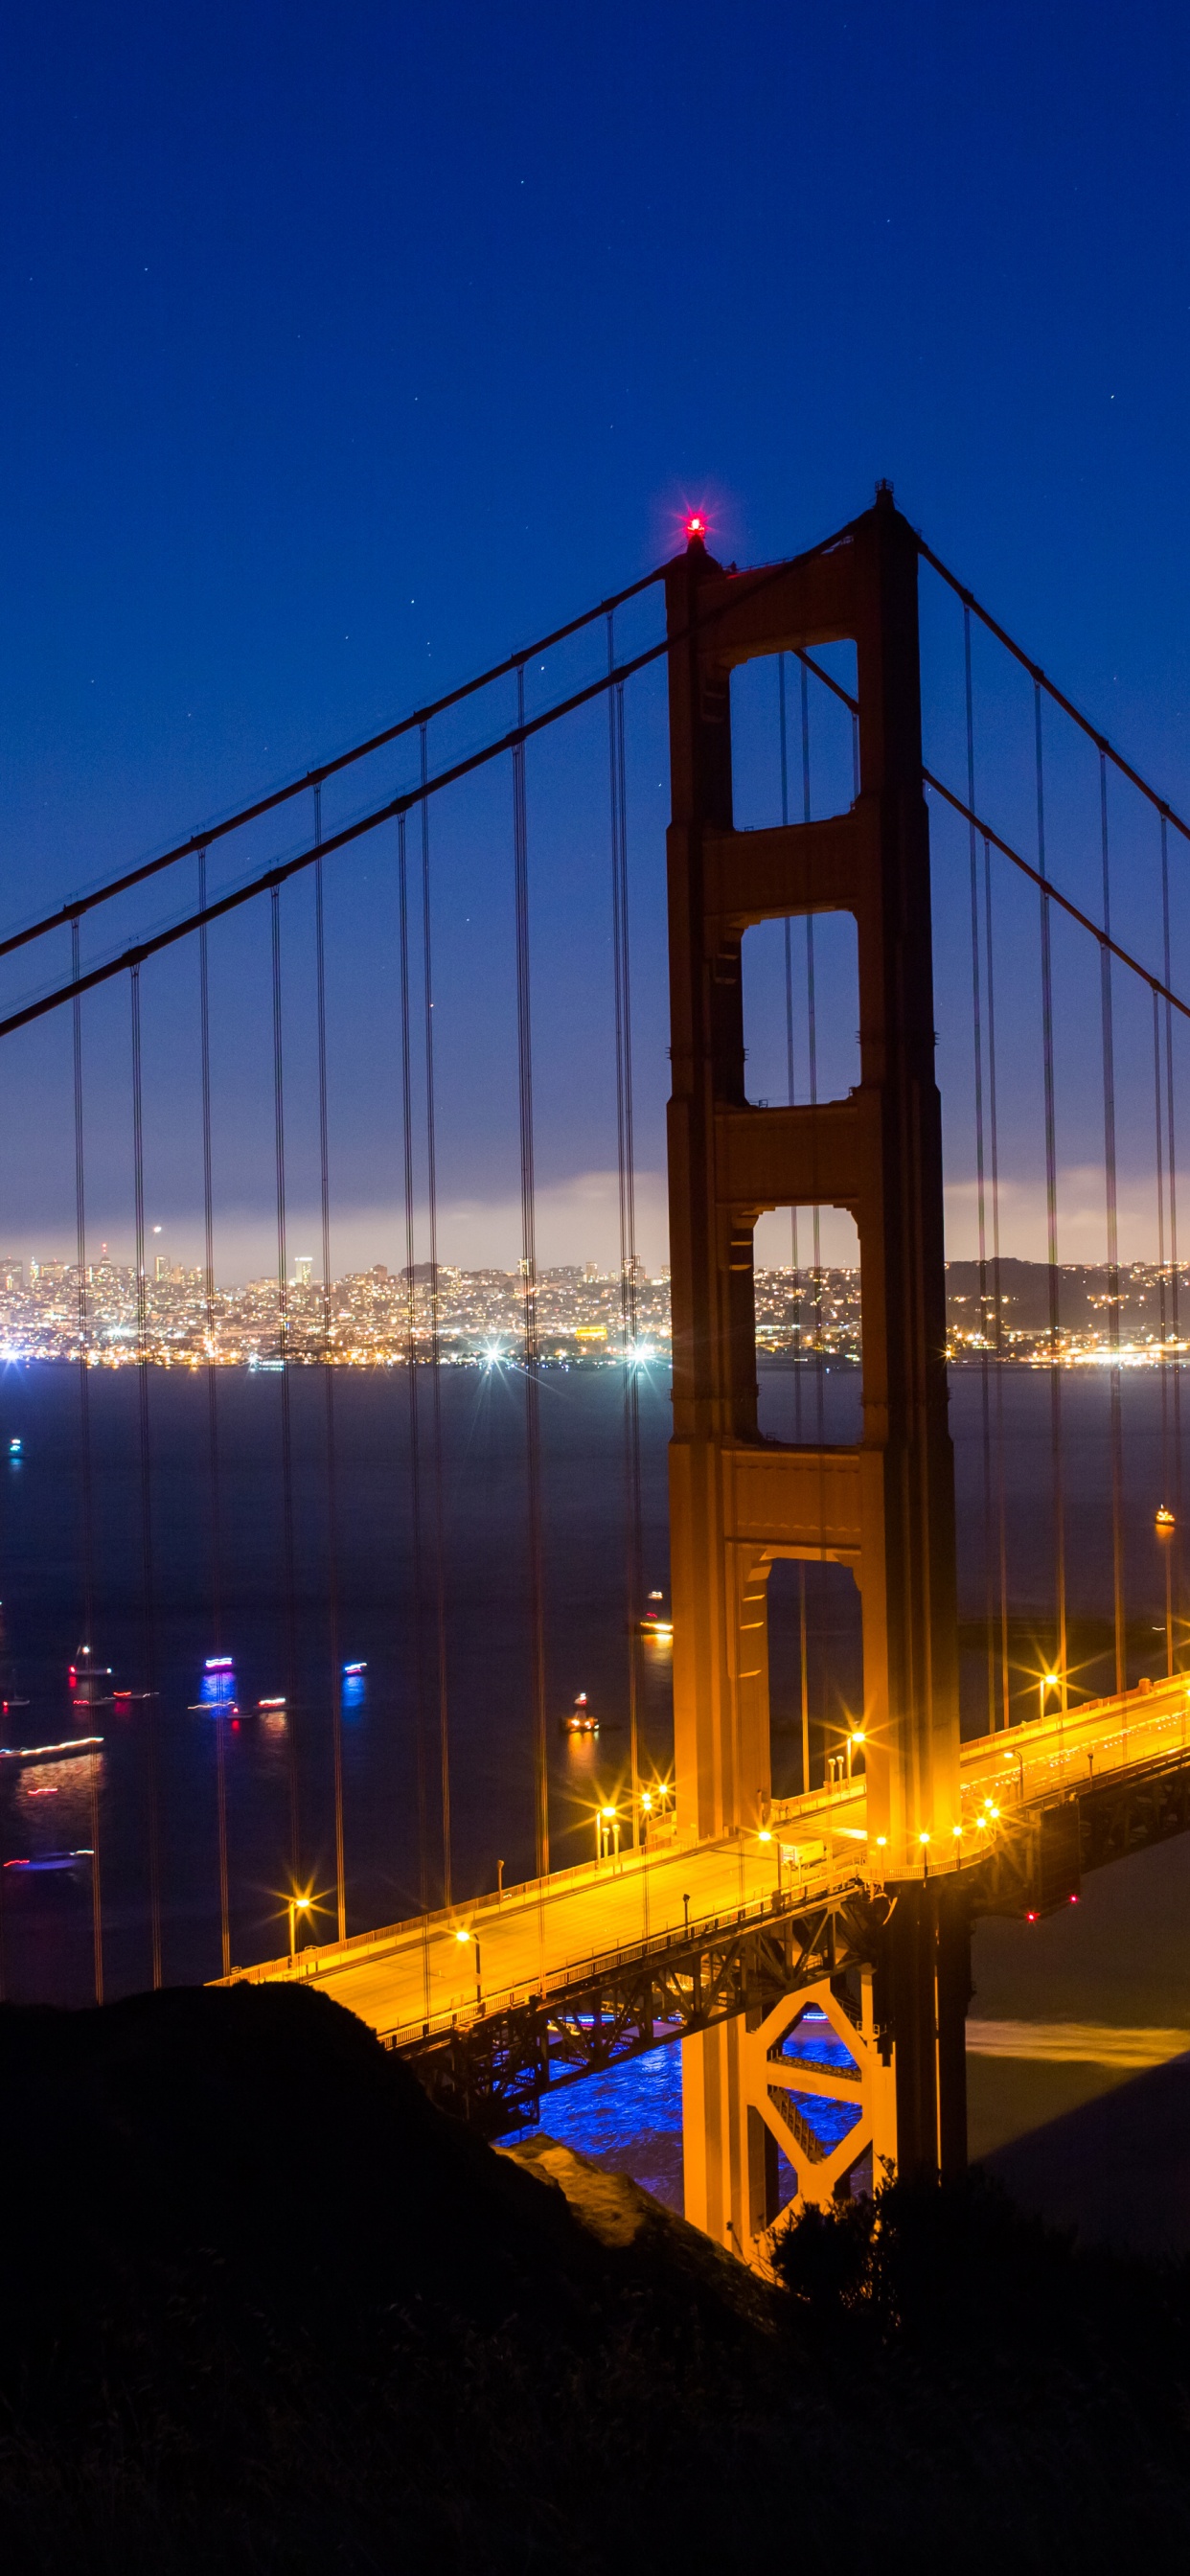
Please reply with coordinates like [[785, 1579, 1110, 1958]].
[[2, 0, 1188, 1275]]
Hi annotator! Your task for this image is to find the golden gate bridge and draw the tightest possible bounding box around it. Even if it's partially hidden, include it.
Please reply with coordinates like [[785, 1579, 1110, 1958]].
[[2, 482, 1189, 2264]]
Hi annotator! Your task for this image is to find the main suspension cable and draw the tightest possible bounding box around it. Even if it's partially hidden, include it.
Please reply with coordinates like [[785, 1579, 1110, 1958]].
[[0, 568, 671, 973], [918, 537, 1190, 862], [129, 963, 161, 1986], [0, 572, 840, 1049]]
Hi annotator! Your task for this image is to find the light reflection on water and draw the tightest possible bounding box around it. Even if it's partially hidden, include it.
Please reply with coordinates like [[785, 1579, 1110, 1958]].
[[532, 2040, 685, 2214]]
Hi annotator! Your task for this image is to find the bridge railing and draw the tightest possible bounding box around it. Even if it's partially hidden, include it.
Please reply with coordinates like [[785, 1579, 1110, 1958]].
[[376, 1864, 873, 2051]]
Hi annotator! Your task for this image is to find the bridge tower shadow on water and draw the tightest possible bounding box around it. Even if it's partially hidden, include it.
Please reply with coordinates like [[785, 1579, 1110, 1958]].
[[664, 490, 969, 2248]]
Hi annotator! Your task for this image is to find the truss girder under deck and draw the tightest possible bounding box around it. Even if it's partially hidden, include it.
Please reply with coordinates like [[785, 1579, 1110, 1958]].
[[391, 1882, 891, 2139]]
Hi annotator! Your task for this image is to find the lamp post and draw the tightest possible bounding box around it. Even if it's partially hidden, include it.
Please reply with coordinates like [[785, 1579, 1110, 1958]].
[[1156, 1506, 1176, 1679], [845, 1729, 865, 1782], [596, 1804, 620, 1864], [455, 1925, 482, 2010], [287, 1894, 310, 1958], [1039, 1671, 1060, 1726]]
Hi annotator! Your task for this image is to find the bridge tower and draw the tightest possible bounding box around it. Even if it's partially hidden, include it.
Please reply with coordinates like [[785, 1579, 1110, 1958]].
[[664, 488, 967, 2244]]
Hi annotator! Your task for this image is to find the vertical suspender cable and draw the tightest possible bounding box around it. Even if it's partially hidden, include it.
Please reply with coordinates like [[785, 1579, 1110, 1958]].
[[72, 922, 102, 2001], [197, 852, 230, 1976], [779, 657, 802, 1435], [983, 837, 1011, 1729], [803, 663, 826, 1774], [270, 887, 300, 1890], [313, 786, 346, 1943], [1155, 980, 1169, 1508], [608, 614, 642, 1846], [1161, 816, 1183, 1651], [1099, 754, 1127, 1695], [803, 666, 823, 1434], [1154, 983, 1174, 1673], [780, 656, 810, 1790], [964, 612, 995, 1731], [398, 815, 430, 2020], [130, 964, 161, 1986], [513, 668, 549, 1899], [1036, 686, 1068, 1709], [420, 726, 452, 1908]]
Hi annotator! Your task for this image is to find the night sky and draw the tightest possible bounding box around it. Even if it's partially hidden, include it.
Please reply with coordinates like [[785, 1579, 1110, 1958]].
[[2, 2, 1188, 1276]]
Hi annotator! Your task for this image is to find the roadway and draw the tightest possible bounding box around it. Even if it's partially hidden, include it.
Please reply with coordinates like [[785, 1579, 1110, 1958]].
[[225, 1671, 1190, 2046]]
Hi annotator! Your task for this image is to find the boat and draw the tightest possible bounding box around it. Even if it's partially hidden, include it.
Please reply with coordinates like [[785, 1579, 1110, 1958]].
[[561, 1691, 599, 1736], [0, 1734, 103, 1765], [70, 1644, 113, 1706], [3, 1848, 94, 1874]]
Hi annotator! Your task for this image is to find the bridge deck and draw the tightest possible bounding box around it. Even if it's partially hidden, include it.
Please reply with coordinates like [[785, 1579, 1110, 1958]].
[[224, 1674, 1190, 2047]]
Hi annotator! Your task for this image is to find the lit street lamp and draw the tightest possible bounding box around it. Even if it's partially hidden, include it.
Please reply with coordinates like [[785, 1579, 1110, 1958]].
[[455, 1924, 482, 2009], [596, 1804, 620, 1864], [1156, 1506, 1176, 1679], [758, 1826, 781, 1895], [287, 1893, 310, 1957], [1039, 1671, 1060, 1724], [846, 1729, 866, 1782]]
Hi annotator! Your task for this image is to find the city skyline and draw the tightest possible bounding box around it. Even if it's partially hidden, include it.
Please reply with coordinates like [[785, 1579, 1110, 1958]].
[[1, 1248, 1185, 1371]]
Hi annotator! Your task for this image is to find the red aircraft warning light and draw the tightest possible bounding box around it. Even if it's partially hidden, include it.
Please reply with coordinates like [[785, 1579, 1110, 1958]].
[[685, 512, 707, 542]]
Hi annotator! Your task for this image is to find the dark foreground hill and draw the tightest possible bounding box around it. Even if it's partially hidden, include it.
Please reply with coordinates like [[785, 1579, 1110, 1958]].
[[2, 1985, 1190, 2574]]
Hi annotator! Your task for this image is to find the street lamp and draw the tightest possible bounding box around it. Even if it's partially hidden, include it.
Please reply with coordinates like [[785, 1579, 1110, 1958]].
[[1156, 1506, 1176, 1679], [919, 1829, 931, 1880], [757, 1825, 780, 1897], [596, 1803, 621, 1864], [1039, 1671, 1060, 1723], [287, 1893, 310, 1957], [455, 1924, 482, 2009], [846, 1729, 866, 1782]]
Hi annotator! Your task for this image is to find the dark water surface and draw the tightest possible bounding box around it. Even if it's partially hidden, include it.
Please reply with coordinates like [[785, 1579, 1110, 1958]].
[[0, 1361, 1184, 2048]]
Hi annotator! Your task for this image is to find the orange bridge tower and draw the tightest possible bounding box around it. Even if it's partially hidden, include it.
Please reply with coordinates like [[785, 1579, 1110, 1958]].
[[664, 488, 968, 2244]]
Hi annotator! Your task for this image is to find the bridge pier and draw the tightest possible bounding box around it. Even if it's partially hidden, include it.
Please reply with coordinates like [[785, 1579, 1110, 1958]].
[[681, 1886, 970, 2262], [664, 489, 965, 2249]]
